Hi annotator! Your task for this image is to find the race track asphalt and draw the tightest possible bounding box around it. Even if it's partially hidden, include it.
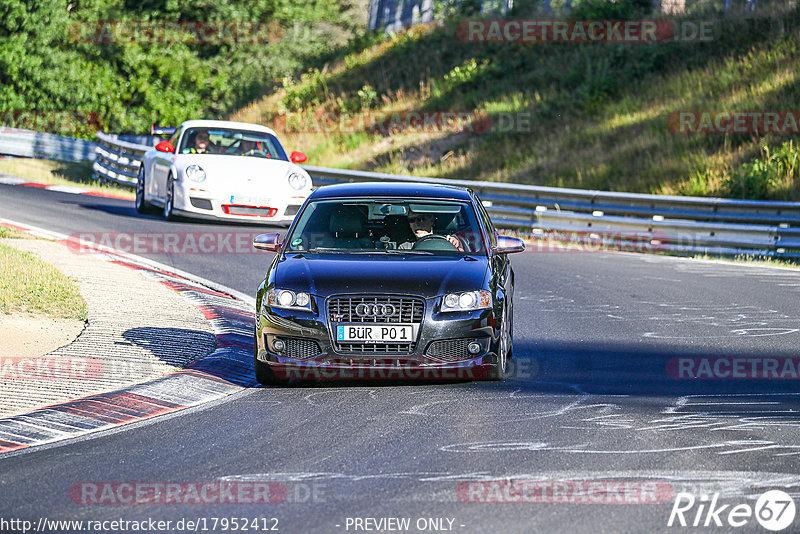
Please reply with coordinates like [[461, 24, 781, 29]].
[[2, 183, 800, 533]]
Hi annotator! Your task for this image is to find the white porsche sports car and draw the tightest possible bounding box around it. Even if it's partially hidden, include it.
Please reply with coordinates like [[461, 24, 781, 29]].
[[135, 119, 313, 224]]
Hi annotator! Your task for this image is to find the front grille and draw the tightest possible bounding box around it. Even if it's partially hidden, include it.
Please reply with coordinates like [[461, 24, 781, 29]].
[[270, 336, 321, 359], [328, 357, 419, 367], [335, 342, 414, 354], [327, 296, 424, 324], [427, 339, 474, 362], [328, 295, 425, 355], [222, 205, 277, 217]]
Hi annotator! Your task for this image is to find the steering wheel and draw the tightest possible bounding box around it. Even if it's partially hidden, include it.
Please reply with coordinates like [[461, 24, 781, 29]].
[[412, 234, 458, 251]]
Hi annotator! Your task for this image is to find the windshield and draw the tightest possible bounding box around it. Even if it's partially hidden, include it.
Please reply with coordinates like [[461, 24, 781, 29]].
[[285, 199, 486, 255], [178, 127, 288, 159]]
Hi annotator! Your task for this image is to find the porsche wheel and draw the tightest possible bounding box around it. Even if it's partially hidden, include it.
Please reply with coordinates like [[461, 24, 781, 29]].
[[135, 166, 153, 214], [163, 174, 176, 221]]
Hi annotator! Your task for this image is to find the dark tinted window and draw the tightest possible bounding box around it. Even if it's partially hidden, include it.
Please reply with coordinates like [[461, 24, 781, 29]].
[[286, 198, 487, 255]]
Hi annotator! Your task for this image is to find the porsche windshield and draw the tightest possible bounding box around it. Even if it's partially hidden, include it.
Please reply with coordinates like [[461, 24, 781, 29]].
[[285, 199, 487, 255], [178, 127, 288, 159]]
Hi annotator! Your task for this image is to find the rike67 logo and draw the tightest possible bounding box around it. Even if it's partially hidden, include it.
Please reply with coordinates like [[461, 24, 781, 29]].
[[668, 490, 796, 531]]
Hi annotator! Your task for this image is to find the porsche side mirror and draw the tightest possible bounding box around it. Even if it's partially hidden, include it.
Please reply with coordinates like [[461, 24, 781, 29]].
[[493, 236, 525, 254], [290, 151, 308, 164], [253, 233, 283, 252], [155, 140, 175, 153]]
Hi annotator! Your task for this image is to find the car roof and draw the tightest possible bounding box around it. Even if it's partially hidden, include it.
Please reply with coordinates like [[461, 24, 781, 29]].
[[179, 119, 278, 137], [308, 182, 474, 201]]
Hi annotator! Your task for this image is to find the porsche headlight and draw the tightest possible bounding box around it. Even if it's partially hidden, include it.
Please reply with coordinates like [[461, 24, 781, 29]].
[[185, 165, 206, 182], [441, 290, 492, 312], [288, 172, 309, 191], [264, 288, 312, 312]]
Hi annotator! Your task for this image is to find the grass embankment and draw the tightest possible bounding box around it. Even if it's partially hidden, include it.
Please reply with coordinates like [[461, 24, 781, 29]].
[[0, 234, 87, 320], [0, 157, 135, 200], [232, 3, 800, 200], [693, 253, 800, 269], [0, 226, 30, 239]]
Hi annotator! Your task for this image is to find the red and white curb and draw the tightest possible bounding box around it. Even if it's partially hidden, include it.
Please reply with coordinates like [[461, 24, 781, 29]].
[[0, 220, 256, 455], [0, 174, 131, 201]]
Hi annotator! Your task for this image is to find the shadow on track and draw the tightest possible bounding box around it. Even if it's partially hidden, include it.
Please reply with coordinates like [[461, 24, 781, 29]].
[[496, 340, 800, 401]]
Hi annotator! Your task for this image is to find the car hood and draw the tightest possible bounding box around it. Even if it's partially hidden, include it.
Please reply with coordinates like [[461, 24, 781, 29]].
[[273, 254, 490, 298], [174, 155, 310, 194]]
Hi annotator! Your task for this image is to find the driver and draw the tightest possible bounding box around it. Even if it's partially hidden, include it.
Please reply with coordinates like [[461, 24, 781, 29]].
[[399, 210, 463, 250], [238, 140, 259, 156]]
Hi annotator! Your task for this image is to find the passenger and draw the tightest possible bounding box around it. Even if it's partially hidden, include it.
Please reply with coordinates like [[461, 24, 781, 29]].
[[237, 139, 272, 158]]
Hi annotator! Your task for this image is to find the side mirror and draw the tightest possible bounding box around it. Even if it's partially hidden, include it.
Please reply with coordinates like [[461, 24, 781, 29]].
[[253, 233, 283, 252], [289, 151, 308, 164], [155, 140, 175, 153], [493, 236, 525, 254]]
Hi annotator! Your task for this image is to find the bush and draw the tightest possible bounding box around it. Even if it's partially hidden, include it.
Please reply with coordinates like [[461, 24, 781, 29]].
[[722, 141, 800, 199], [0, 0, 360, 135], [569, 0, 652, 20]]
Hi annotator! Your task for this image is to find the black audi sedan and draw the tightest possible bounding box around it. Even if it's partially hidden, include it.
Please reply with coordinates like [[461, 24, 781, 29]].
[[252, 182, 524, 384]]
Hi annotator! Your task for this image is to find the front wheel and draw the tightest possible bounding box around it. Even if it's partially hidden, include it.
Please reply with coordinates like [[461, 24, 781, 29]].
[[487, 303, 511, 381], [162, 175, 176, 221], [135, 166, 152, 214]]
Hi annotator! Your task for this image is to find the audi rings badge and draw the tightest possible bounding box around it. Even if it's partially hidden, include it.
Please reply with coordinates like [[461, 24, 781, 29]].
[[355, 303, 397, 318]]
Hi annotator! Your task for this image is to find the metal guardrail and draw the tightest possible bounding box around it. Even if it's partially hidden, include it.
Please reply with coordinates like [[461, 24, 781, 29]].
[[305, 165, 800, 258], [0, 129, 786, 260], [93, 132, 150, 186], [0, 129, 97, 162]]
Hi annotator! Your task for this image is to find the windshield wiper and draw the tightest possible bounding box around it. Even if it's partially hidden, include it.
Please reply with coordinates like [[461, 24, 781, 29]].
[[300, 248, 434, 255], [383, 249, 434, 255], [304, 248, 389, 254]]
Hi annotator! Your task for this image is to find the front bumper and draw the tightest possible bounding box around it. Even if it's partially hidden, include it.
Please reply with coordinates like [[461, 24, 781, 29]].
[[174, 185, 308, 224], [255, 296, 501, 381]]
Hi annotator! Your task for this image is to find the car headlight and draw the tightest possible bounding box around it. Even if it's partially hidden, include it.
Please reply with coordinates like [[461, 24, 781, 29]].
[[287, 172, 309, 191], [264, 288, 312, 312], [185, 165, 206, 182], [441, 290, 492, 312]]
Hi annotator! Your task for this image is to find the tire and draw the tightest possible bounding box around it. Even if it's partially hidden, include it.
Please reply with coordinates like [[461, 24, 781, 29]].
[[487, 301, 511, 381], [254, 331, 287, 386], [135, 166, 152, 214], [507, 297, 514, 361], [162, 174, 176, 221]]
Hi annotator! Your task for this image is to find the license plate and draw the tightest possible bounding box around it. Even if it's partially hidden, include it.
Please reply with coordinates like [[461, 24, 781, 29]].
[[336, 324, 416, 343], [229, 195, 270, 206]]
